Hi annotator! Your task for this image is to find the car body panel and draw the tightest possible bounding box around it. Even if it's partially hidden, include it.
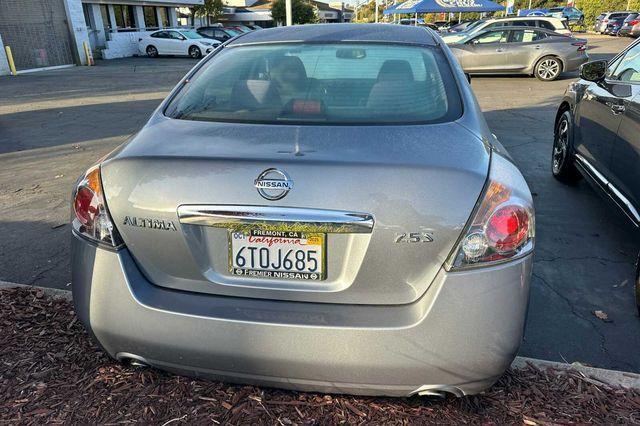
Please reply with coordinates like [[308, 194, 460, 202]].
[[595, 11, 630, 33], [610, 92, 640, 211], [101, 117, 490, 305], [72, 234, 532, 397], [574, 82, 625, 179], [619, 13, 640, 37], [555, 38, 640, 227], [442, 17, 570, 44], [548, 7, 583, 24], [138, 29, 218, 57], [73, 24, 533, 397], [451, 28, 587, 75]]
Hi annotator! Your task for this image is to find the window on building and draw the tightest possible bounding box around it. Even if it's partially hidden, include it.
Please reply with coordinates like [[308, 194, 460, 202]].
[[113, 5, 135, 30], [100, 5, 112, 31], [82, 3, 93, 29], [176, 7, 189, 26], [158, 7, 170, 27], [143, 6, 159, 29]]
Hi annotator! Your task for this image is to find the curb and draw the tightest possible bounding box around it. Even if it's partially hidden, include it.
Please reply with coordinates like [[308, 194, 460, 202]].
[[512, 356, 640, 390], [2, 282, 639, 390], [0, 280, 72, 300]]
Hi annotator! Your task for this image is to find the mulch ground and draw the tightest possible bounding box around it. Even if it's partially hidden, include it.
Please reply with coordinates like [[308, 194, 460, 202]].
[[1, 288, 639, 425]]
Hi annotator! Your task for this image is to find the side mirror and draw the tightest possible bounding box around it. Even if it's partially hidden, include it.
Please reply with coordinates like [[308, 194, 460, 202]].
[[580, 60, 607, 82]]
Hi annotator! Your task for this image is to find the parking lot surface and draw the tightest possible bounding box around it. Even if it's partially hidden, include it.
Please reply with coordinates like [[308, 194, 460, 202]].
[[0, 35, 638, 372]]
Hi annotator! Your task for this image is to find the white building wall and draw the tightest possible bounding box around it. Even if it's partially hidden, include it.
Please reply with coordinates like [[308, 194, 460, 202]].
[[80, 1, 204, 60], [87, 3, 107, 49], [63, 0, 92, 65], [102, 31, 153, 59], [0, 35, 10, 76]]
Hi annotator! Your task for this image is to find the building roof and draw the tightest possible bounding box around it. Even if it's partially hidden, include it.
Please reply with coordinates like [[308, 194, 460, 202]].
[[246, 0, 272, 10], [308, 0, 340, 11], [228, 23, 438, 45]]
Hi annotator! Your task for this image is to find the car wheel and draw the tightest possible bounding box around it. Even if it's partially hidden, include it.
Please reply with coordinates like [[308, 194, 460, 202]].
[[535, 56, 563, 81], [552, 110, 582, 183], [189, 46, 202, 59], [146, 45, 158, 58]]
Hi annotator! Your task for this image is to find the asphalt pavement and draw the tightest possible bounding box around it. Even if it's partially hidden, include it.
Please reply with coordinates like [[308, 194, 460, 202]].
[[0, 35, 638, 372]]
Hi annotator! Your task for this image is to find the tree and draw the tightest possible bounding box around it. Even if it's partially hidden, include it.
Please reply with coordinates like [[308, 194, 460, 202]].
[[271, 0, 317, 25], [193, 0, 225, 25]]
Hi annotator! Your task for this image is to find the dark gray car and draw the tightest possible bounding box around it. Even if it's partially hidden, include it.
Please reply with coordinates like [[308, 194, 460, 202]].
[[551, 38, 640, 312], [71, 24, 534, 397], [450, 26, 588, 81]]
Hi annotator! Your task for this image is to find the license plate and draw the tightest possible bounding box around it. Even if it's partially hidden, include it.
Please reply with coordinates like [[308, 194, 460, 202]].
[[229, 229, 326, 281]]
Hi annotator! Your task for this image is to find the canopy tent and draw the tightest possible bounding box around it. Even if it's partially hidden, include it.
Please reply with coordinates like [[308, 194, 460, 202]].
[[383, 0, 503, 15]]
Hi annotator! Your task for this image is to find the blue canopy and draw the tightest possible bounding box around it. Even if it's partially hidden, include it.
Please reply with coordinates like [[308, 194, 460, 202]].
[[384, 0, 503, 15]]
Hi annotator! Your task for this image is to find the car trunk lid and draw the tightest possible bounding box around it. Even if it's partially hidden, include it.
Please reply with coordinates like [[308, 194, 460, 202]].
[[101, 116, 489, 305]]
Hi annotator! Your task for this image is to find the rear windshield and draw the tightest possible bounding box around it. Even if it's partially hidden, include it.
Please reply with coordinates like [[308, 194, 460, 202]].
[[164, 43, 462, 125]]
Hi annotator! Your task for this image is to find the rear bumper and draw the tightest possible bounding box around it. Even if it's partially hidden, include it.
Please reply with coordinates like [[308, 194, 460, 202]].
[[563, 53, 589, 73], [72, 234, 532, 397]]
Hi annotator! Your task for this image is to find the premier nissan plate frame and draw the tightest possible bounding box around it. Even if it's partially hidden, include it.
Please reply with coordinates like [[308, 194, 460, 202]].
[[228, 229, 327, 281]]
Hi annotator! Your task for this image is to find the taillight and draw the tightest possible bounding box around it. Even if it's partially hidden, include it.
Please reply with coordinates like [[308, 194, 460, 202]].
[[72, 165, 123, 247], [630, 20, 640, 25], [446, 153, 534, 270], [572, 41, 587, 51]]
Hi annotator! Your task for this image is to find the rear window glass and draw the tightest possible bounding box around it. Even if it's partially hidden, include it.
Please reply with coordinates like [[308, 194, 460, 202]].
[[164, 43, 462, 125]]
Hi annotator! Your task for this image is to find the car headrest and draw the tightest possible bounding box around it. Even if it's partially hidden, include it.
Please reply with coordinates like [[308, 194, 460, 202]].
[[230, 80, 282, 110], [271, 56, 308, 80], [377, 60, 414, 81]]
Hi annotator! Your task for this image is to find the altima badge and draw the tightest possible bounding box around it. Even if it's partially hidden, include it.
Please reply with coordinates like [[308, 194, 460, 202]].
[[254, 168, 293, 201]]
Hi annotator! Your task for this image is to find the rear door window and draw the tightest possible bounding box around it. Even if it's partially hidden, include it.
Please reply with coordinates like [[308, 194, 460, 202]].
[[537, 20, 556, 30], [510, 29, 547, 43], [165, 43, 463, 125], [474, 30, 509, 44]]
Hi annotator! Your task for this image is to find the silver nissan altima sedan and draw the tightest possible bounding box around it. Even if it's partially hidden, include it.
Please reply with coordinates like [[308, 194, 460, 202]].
[[71, 24, 534, 397]]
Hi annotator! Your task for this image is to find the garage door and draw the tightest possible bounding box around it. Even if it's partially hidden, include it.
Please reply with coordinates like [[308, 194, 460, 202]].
[[0, 0, 74, 71]]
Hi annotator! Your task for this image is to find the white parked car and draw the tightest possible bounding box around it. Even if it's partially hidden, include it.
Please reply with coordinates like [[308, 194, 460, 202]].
[[138, 29, 220, 59], [441, 17, 571, 44]]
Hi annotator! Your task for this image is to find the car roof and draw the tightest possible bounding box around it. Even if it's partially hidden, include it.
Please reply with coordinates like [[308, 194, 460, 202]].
[[227, 24, 437, 46], [490, 16, 557, 21], [478, 25, 558, 33]]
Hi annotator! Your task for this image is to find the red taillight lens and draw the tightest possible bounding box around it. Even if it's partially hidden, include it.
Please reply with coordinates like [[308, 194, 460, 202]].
[[447, 154, 534, 270], [630, 20, 640, 25], [74, 186, 98, 225], [72, 165, 122, 247], [485, 205, 530, 254]]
